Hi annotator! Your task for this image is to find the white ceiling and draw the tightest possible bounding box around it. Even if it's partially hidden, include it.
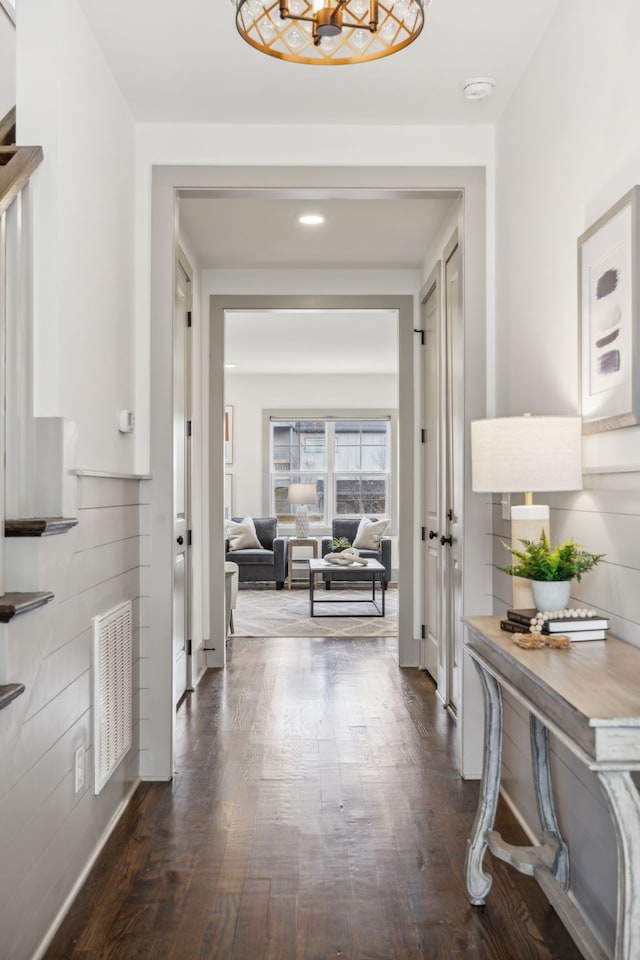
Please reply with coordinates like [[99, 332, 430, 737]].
[[225, 309, 399, 374], [79, 0, 561, 126], [183, 194, 452, 374], [78, 0, 561, 372], [179, 195, 456, 269]]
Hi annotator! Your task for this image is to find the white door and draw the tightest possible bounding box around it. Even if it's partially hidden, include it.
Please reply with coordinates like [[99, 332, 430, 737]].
[[421, 270, 442, 681], [443, 241, 463, 715], [173, 253, 192, 705]]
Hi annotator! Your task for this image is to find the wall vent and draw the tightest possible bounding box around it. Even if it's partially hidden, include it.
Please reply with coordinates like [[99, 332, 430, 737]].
[[92, 600, 132, 795]]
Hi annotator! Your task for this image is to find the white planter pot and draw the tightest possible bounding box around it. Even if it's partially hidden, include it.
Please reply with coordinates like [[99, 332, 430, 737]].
[[531, 580, 571, 613]]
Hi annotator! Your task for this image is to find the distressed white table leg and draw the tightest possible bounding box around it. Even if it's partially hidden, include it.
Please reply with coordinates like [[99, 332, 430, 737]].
[[465, 659, 503, 905], [597, 771, 640, 960], [530, 714, 570, 889]]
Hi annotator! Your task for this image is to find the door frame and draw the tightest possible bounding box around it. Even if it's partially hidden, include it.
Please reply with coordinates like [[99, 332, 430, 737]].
[[443, 231, 462, 714], [147, 164, 491, 782], [174, 244, 193, 698], [210, 293, 413, 667], [419, 261, 442, 681]]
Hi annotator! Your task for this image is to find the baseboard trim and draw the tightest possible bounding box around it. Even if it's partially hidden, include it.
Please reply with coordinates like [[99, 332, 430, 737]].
[[32, 778, 141, 960]]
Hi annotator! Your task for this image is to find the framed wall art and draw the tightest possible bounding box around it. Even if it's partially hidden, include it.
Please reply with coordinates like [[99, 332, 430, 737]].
[[224, 405, 234, 463], [578, 185, 640, 433]]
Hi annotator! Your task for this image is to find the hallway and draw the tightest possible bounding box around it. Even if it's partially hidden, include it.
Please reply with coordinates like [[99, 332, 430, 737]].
[[45, 637, 581, 959]]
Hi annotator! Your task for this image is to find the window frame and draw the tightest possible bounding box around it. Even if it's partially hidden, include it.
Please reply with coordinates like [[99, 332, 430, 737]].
[[264, 408, 397, 534]]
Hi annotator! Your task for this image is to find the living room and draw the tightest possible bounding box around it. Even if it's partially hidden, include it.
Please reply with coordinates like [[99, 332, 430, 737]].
[[222, 306, 400, 636]]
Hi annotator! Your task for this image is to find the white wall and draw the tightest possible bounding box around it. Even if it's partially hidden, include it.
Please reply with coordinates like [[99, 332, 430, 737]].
[[494, 0, 640, 953], [225, 370, 397, 518], [17, 0, 137, 474], [0, 6, 15, 120]]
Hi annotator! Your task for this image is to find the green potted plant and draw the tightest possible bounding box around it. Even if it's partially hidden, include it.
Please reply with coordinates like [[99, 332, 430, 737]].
[[500, 531, 604, 611], [330, 536, 351, 552]]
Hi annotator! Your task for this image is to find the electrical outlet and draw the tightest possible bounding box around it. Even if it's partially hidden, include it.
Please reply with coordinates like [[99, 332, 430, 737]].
[[74, 745, 85, 794]]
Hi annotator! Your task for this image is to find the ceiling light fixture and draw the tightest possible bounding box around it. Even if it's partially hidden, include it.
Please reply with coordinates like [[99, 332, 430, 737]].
[[298, 214, 325, 225], [463, 76, 495, 101], [235, 0, 429, 66]]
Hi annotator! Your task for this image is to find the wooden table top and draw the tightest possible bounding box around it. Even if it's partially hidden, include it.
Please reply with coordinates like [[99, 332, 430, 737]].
[[464, 616, 640, 766]]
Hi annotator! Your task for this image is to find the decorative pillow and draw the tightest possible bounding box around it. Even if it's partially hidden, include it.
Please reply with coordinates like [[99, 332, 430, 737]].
[[353, 517, 390, 551], [225, 516, 262, 551]]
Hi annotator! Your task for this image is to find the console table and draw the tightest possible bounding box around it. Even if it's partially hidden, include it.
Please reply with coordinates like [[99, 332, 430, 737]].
[[464, 615, 640, 960]]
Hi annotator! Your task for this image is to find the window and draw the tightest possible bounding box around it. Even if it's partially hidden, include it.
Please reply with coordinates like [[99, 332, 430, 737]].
[[270, 416, 392, 526]]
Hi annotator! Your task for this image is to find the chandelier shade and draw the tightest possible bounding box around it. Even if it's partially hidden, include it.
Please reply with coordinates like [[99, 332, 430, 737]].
[[235, 0, 427, 65]]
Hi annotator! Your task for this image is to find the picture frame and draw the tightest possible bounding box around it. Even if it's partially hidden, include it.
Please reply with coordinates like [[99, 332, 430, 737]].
[[224, 474, 233, 520], [224, 405, 234, 463], [578, 185, 640, 433]]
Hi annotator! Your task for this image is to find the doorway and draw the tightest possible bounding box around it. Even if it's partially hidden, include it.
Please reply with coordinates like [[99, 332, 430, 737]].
[[210, 292, 415, 667], [223, 307, 399, 640], [147, 165, 490, 783]]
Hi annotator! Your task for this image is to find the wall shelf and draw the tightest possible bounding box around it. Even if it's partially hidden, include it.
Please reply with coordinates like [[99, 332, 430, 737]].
[[5, 517, 78, 537], [0, 683, 25, 711], [0, 591, 54, 622]]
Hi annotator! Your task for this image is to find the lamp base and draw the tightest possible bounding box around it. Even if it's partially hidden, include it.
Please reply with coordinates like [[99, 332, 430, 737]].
[[295, 507, 309, 539], [510, 504, 550, 609]]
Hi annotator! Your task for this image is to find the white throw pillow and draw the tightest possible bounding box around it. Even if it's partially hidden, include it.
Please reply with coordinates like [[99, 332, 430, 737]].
[[353, 517, 390, 551], [226, 516, 262, 551]]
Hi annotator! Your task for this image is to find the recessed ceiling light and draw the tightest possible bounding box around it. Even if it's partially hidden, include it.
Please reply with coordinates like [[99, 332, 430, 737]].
[[298, 214, 325, 226], [463, 77, 495, 101], [224, 362, 236, 369]]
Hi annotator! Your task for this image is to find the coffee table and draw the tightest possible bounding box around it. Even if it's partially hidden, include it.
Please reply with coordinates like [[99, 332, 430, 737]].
[[308, 558, 386, 617]]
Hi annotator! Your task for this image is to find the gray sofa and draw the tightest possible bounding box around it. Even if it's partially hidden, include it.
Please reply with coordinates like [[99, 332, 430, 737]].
[[321, 518, 392, 589], [225, 517, 289, 589]]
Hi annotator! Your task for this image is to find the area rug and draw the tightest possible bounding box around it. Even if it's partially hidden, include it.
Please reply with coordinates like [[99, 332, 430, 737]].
[[232, 584, 398, 638]]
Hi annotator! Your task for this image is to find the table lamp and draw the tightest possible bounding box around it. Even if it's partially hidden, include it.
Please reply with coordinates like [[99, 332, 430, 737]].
[[288, 483, 317, 538], [471, 415, 583, 608]]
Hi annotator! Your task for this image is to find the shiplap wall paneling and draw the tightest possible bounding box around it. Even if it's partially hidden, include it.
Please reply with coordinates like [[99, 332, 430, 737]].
[[0, 476, 143, 960]]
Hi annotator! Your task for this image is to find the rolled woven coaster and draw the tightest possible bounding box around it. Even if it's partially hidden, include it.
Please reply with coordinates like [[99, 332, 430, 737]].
[[512, 632, 544, 649], [512, 631, 571, 650], [544, 634, 571, 649]]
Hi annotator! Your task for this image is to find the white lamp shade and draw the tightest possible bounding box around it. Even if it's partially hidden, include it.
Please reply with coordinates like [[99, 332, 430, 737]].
[[471, 416, 583, 493], [287, 483, 317, 505]]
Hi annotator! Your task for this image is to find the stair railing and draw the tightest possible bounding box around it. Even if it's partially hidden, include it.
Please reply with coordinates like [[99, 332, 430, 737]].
[[0, 108, 43, 593]]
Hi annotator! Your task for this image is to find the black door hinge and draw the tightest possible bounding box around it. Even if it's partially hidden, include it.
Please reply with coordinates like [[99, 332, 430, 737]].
[[187, 419, 192, 437], [421, 526, 426, 541], [187, 636, 192, 656], [421, 428, 426, 444], [421, 624, 426, 640], [414, 328, 425, 345], [187, 310, 192, 328], [188, 529, 192, 546], [447, 508, 453, 522]]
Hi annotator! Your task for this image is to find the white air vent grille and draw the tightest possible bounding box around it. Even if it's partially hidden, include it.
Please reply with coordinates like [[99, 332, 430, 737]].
[[93, 600, 132, 795]]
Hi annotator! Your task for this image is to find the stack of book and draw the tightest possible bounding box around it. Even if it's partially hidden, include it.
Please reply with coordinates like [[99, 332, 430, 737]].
[[500, 608, 608, 642]]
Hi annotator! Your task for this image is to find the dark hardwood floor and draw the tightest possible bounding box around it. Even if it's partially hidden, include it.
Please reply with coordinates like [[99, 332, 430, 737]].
[[45, 636, 583, 959]]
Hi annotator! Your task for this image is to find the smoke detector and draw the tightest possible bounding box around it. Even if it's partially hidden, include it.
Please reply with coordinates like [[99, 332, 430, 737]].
[[463, 77, 495, 101]]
